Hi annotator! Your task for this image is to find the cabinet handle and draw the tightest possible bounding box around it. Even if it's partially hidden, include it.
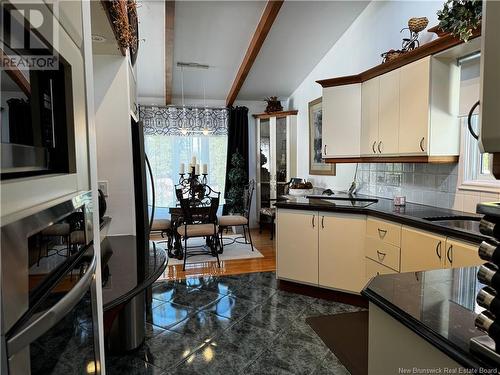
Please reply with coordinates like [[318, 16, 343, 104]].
[[377, 228, 387, 239], [323, 144, 327, 155], [372, 141, 377, 154], [321, 216, 325, 229], [447, 245, 453, 264], [436, 241, 442, 260], [419, 137, 425, 152], [378, 141, 382, 153], [312, 215, 315, 228], [376, 250, 387, 261], [468, 100, 480, 140]]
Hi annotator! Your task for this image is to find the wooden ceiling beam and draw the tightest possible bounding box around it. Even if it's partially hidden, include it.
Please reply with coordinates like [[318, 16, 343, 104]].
[[226, 0, 284, 107], [165, 0, 175, 105]]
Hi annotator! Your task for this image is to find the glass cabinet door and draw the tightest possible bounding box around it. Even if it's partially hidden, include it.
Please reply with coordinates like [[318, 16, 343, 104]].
[[259, 119, 271, 208], [275, 117, 288, 197]]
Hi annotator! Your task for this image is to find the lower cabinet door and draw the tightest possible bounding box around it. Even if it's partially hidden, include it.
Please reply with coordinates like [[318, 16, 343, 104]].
[[276, 209, 319, 285], [444, 239, 483, 268], [319, 213, 366, 293], [366, 258, 397, 283], [401, 227, 446, 272]]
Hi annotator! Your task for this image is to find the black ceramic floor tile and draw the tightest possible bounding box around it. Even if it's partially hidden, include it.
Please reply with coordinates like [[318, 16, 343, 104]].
[[205, 294, 257, 321], [243, 352, 295, 375], [134, 330, 205, 371], [211, 318, 280, 361], [302, 298, 363, 317], [169, 311, 233, 341], [153, 281, 196, 303], [145, 322, 166, 339], [234, 271, 278, 289], [198, 275, 246, 295], [311, 352, 351, 375], [248, 335, 329, 375], [264, 290, 309, 317], [230, 283, 277, 304], [106, 354, 167, 375], [171, 342, 252, 375], [149, 301, 195, 329], [171, 288, 225, 311], [241, 303, 293, 333]]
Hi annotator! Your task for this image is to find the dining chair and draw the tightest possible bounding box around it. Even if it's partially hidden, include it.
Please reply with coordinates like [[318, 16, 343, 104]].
[[177, 189, 221, 270], [259, 179, 296, 240], [218, 180, 255, 252]]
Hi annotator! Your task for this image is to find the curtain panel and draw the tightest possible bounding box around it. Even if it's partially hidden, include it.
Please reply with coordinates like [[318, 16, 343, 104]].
[[224, 106, 249, 200]]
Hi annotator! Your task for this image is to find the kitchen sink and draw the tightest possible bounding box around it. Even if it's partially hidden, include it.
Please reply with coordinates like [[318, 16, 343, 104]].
[[423, 215, 482, 233]]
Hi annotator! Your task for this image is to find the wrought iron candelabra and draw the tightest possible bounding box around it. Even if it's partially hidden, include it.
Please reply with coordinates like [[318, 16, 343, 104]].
[[178, 167, 208, 203]]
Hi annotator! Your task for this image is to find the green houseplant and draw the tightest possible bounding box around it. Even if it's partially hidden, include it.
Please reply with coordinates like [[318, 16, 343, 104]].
[[437, 0, 482, 42], [226, 151, 247, 214]]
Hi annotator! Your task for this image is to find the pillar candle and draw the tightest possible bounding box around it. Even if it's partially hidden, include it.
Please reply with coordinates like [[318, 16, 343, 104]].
[[179, 163, 185, 174], [202, 163, 208, 174], [191, 156, 197, 165], [195, 164, 200, 175]]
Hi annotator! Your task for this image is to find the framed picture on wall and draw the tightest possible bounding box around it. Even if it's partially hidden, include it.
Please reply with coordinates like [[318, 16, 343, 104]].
[[309, 97, 335, 175]]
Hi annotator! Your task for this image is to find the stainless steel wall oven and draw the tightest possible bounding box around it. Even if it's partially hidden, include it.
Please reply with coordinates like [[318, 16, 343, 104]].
[[0, 192, 102, 374]]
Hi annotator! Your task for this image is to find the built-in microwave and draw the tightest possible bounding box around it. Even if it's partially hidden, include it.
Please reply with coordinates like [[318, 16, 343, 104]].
[[1, 2, 76, 179]]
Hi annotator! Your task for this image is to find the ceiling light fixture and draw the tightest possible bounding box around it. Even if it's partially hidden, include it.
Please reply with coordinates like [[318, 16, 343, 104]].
[[91, 34, 106, 43]]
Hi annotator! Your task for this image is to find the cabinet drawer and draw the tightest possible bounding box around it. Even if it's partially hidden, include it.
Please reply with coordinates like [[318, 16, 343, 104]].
[[366, 258, 396, 280], [366, 218, 401, 247], [365, 237, 400, 271]]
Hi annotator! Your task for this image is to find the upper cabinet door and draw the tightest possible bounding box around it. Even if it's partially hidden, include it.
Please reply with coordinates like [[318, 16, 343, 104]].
[[322, 84, 361, 158], [361, 78, 380, 156], [378, 70, 400, 155], [398, 57, 431, 155]]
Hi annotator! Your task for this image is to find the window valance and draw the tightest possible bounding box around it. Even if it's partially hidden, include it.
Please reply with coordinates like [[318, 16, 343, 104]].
[[139, 105, 228, 136]]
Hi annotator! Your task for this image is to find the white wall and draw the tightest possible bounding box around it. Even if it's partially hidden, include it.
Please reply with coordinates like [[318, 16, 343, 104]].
[[288, 1, 442, 191], [94, 55, 136, 235]]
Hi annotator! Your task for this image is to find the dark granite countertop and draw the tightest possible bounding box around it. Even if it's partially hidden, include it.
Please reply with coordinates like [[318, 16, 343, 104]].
[[274, 195, 488, 243], [362, 268, 496, 370], [101, 236, 167, 311]]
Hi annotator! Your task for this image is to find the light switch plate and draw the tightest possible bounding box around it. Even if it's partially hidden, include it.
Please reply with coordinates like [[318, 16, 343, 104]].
[[98, 181, 109, 197]]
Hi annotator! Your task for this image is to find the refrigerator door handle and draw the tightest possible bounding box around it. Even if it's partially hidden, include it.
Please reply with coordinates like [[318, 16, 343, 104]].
[[7, 254, 97, 356]]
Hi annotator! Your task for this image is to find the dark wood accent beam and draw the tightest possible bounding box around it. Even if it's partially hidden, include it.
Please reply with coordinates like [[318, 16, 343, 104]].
[[0, 49, 31, 96], [226, 0, 284, 107], [252, 109, 298, 119], [317, 30, 481, 88], [323, 155, 459, 164], [165, 0, 175, 105]]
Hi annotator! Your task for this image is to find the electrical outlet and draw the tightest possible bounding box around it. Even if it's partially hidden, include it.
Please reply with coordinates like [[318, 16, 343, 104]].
[[98, 181, 109, 196]]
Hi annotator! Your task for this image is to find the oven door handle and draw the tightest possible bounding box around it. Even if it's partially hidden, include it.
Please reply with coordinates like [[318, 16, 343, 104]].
[[7, 254, 96, 357]]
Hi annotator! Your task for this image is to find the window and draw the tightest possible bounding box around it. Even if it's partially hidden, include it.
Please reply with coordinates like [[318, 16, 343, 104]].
[[140, 106, 228, 213], [460, 114, 499, 191]]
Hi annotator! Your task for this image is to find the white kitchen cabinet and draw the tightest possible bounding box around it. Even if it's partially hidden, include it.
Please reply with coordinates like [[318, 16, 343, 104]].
[[276, 209, 318, 285], [444, 238, 483, 268], [322, 84, 361, 158], [361, 78, 380, 156], [401, 227, 446, 272], [378, 69, 400, 155], [399, 56, 460, 156], [319, 213, 366, 293]]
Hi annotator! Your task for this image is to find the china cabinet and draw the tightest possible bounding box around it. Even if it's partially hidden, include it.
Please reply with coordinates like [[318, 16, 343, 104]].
[[254, 111, 297, 222]]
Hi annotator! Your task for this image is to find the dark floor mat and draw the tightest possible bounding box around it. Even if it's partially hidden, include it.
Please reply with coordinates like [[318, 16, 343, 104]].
[[306, 311, 368, 375]]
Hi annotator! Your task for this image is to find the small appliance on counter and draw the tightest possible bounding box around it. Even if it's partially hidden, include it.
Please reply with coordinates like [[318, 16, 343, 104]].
[[471, 201, 500, 365]]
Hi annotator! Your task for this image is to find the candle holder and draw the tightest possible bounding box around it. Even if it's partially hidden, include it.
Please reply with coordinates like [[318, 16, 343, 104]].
[[177, 168, 209, 205]]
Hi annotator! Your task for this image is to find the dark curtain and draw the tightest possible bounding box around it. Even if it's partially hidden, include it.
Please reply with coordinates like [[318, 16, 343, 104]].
[[224, 106, 249, 200]]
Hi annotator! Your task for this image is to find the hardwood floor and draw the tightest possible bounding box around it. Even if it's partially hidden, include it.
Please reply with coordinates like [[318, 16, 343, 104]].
[[153, 228, 276, 281]]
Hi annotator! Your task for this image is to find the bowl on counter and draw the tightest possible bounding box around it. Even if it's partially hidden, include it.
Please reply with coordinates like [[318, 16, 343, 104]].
[[288, 188, 314, 197]]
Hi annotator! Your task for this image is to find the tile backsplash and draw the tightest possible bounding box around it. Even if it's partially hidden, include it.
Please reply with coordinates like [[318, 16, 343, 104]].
[[355, 163, 500, 213]]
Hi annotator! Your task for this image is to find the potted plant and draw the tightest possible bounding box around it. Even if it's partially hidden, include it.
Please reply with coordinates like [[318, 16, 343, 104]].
[[226, 151, 247, 233], [437, 0, 482, 42]]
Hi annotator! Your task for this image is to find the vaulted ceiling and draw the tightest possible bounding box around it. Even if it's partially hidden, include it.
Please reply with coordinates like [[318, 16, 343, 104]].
[[137, 1, 369, 104]]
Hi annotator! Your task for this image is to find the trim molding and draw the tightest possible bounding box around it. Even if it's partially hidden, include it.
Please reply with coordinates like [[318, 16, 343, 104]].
[[317, 30, 481, 88], [323, 155, 459, 164], [252, 110, 298, 119]]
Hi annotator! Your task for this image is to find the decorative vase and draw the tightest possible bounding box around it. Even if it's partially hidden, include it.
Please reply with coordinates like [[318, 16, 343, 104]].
[[264, 96, 283, 113]]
